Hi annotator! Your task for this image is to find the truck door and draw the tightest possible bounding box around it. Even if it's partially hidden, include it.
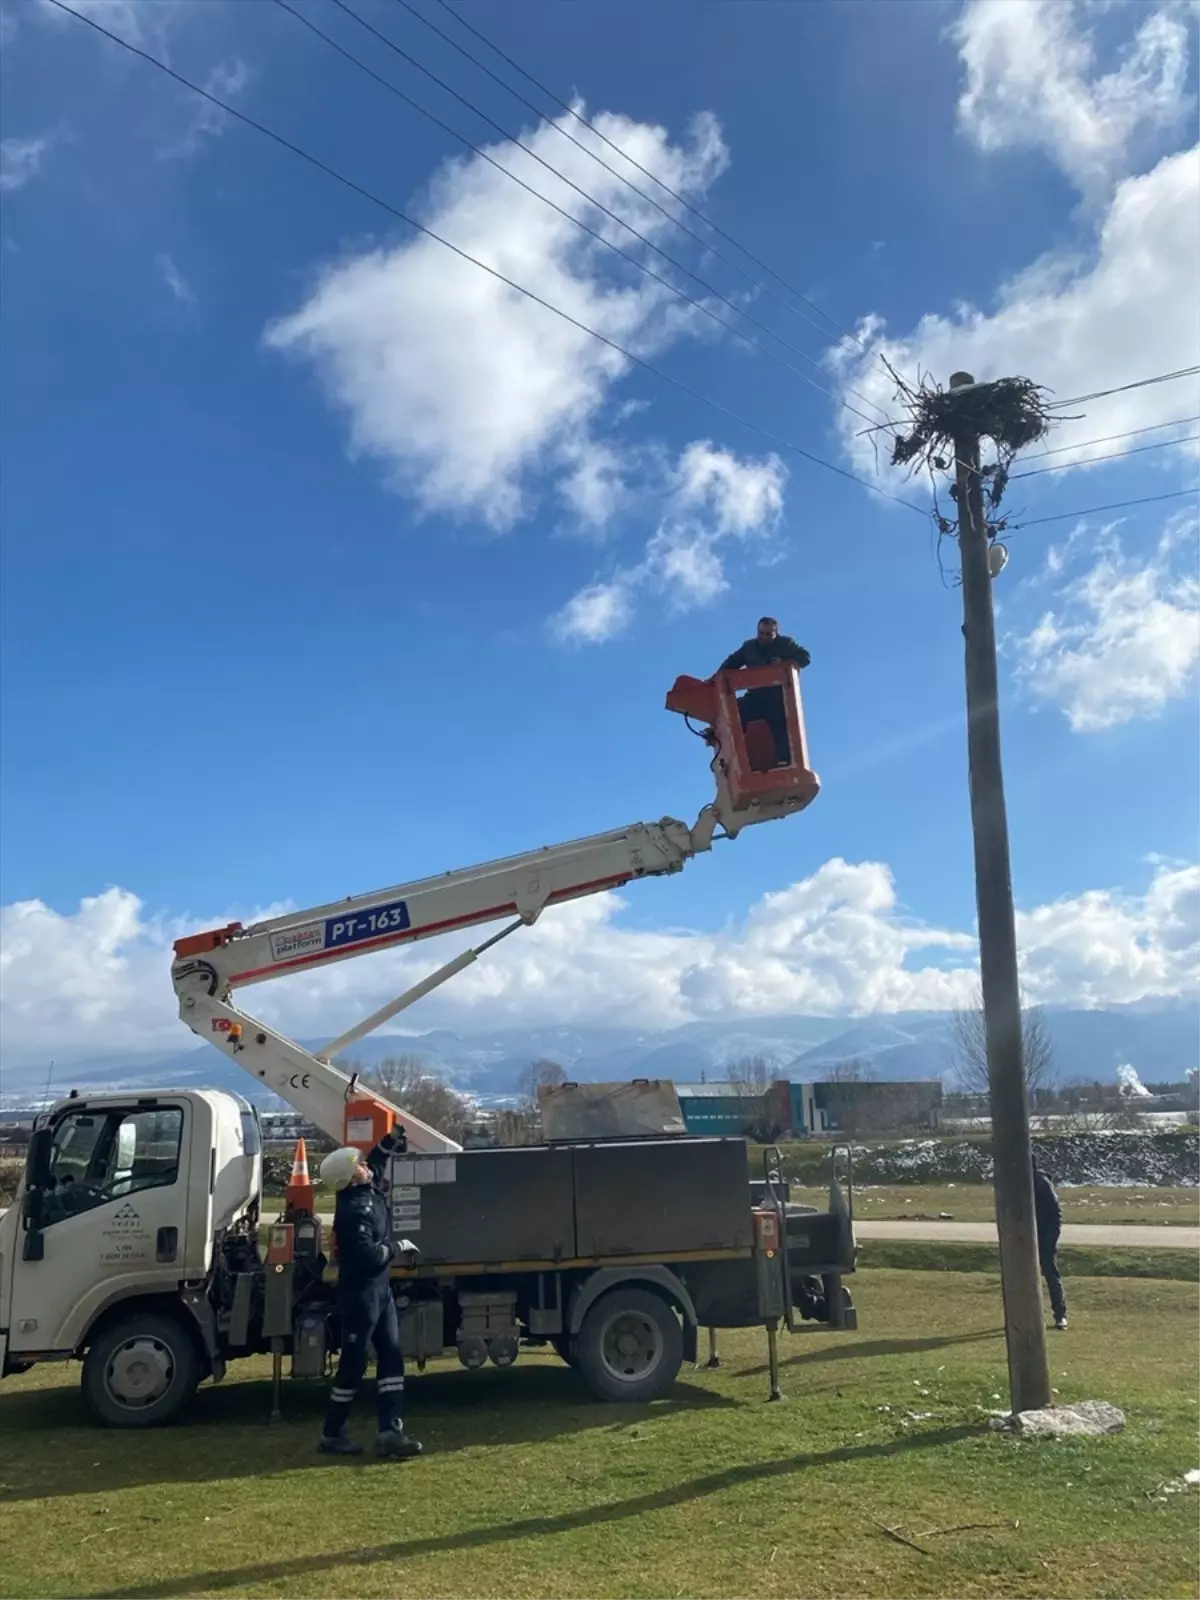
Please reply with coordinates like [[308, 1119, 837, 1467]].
[[7, 1100, 194, 1357]]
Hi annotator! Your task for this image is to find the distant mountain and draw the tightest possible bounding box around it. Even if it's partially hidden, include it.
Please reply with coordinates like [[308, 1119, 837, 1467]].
[[2, 1000, 1196, 1107], [783, 1002, 1200, 1087]]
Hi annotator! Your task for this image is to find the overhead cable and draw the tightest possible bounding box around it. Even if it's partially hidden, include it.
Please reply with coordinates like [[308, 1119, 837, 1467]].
[[1047, 366, 1200, 409], [1009, 434, 1199, 481], [414, 0, 866, 349], [276, 0, 880, 426], [1022, 415, 1200, 459], [48, 0, 927, 516], [330, 0, 890, 425], [1005, 489, 1196, 532]]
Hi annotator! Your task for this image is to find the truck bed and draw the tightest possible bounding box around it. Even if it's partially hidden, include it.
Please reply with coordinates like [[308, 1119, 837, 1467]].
[[382, 1136, 755, 1266]]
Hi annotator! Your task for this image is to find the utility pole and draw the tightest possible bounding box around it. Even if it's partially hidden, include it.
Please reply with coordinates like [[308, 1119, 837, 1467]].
[[950, 371, 1052, 1415]]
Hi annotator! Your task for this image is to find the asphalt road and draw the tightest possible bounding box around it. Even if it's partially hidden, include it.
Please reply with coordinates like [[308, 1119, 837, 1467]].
[[308, 1214, 1195, 1250], [854, 1219, 1199, 1250]]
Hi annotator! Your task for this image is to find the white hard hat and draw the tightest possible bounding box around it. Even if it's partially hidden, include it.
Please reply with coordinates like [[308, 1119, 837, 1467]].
[[319, 1146, 365, 1191]]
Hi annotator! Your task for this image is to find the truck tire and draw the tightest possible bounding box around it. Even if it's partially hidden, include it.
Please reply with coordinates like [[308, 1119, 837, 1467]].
[[552, 1334, 576, 1368], [81, 1312, 202, 1429], [573, 1287, 683, 1404]]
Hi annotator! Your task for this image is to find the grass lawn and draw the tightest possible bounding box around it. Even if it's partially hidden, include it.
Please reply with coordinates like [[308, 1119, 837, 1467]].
[[788, 1182, 1200, 1227], [856, 1240, 1198, 1282], [1, 1269, 1196, 1600]]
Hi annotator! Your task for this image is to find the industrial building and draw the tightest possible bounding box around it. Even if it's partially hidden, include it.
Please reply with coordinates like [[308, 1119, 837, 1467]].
[[675, 1077, 944, 1139]]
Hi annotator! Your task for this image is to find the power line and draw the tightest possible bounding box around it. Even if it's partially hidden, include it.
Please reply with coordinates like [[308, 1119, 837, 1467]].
[[329, 0, 891, 426], [1023, 415, 1200, 460], [1005, 489, 1196, 533], [1047, 366, 1200, 409], [47, 0, 926, 518], [275, 0, 879, 427], [411, 0, 865, 350], [1010, 434, 1199, 481]]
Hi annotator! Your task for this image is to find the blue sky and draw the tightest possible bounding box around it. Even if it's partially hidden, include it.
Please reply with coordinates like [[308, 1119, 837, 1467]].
[[1, 0, 1197, 1061]]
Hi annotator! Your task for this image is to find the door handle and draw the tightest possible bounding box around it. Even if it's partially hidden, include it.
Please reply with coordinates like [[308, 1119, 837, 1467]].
[[156, 1226, 178, 1263]]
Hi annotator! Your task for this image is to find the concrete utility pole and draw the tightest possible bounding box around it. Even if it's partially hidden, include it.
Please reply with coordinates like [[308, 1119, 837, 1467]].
[[950, 371, 1052, 1414]]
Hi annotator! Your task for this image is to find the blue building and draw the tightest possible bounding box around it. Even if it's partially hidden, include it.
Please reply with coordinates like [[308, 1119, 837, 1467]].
[[674, 1082, 773, 1136], [676, 1078, 942, 1138]]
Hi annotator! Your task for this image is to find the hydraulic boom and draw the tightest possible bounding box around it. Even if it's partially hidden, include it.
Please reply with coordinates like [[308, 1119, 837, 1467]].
[[171, 664, 819, 1153]]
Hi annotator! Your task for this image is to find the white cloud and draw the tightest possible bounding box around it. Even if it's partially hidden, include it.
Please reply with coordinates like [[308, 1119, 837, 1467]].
[[0, 135, 50, 193], [552, 578, 634, 645], [1016, 861, 1199, 1005], [156, 250, 194, 305], [159, 57, 250, 159], [3, 859, 1196, 1061], [553, 441, 787, 642], [1013, 513, 1200, 729], [265, 105, 729, 531], [829, 144, 1200, 488], [952, 0, 1192, 195]]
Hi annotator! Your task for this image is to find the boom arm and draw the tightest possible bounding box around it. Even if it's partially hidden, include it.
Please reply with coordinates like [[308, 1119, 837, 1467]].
[[172, 815, 713, 1153], [171, 665, 820, 1153]]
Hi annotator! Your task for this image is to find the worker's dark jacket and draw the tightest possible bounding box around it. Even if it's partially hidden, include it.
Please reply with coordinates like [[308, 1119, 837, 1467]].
[[720, 635, 811, 672], [1032, 1169, 1062, 1249], [333, 1130, 403, 1293]]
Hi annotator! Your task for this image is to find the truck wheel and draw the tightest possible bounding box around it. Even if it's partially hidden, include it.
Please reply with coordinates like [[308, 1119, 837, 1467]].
[[82, 1313, 202, 1429], [552, 1334, 576, 1368], [574, 1287, 683, 1404]]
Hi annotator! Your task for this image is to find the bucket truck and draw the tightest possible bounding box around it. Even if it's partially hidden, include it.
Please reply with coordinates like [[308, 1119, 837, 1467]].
[[0, 664, 858, 1428]]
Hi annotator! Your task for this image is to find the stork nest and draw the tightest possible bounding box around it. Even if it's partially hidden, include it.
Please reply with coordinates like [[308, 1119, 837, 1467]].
[[890, 375, 1052, 471]]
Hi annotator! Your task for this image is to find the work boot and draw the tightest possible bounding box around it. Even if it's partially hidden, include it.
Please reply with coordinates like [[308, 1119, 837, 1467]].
[[318, 1428, 364, 1456], [375, 1428, 423, 1459]]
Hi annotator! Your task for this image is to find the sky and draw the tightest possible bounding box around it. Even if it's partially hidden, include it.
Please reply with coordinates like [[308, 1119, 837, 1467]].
[[1, 0, 1198, 1065]]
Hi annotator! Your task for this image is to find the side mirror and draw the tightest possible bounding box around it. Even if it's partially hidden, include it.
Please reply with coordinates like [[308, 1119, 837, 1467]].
[[26, 1126, 52, 1189], [20, 1128, 51, 1257]]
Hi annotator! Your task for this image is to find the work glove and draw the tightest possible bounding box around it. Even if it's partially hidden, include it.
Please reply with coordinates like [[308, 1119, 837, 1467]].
[[390, 1237, 420, 1269], [380, 1124, 408, 1157]]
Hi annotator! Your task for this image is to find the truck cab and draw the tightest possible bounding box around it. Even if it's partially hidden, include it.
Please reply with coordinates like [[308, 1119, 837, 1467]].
[[1, 1090, 260, 1407]]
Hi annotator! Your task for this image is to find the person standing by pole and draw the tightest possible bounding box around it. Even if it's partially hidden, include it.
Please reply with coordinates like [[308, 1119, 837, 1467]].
[[950, 371, 1052, 1414], [1033, 1154, 1068, 1331]]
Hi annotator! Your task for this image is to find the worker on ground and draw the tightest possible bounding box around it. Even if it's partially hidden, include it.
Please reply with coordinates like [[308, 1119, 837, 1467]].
[[1032, 1154, 1068, 1331], [718, 616, 811, 766], [317, 1130, 423, 1459]]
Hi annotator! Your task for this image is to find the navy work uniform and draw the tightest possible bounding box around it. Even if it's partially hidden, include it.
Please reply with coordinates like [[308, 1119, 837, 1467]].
[[719, 621, 811, 767], [318, 1131, 423, 1458]]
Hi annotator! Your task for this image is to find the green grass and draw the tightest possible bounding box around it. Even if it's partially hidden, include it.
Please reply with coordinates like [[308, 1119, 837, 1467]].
[[856, 1240, 1199, 1281], [1, 1270, 1196, 1600], [788, 1183, 1200, 1228]]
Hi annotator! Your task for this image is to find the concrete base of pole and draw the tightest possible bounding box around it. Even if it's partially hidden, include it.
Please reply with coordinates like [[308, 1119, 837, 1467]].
[[989, 1399, 1125, 1437]]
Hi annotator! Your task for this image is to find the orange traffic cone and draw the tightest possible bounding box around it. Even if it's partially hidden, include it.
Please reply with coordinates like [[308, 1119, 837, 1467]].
[[285, 1136, 316, 1218]]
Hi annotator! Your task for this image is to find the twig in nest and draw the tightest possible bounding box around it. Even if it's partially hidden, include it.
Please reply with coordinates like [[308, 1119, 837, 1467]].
[[870, 1518, 931, 1556]]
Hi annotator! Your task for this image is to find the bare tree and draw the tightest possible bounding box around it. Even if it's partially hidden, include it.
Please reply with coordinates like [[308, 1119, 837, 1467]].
[[355, 1054, 471, 1143], [824, 1057, 876, 1084], [726, 1054, 777, 1095], [494, 1107, 537, 1147], [950, 993, 1054, 1104], [726, 1054, 785, 1142], [517, 1058, 567, 1114]]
